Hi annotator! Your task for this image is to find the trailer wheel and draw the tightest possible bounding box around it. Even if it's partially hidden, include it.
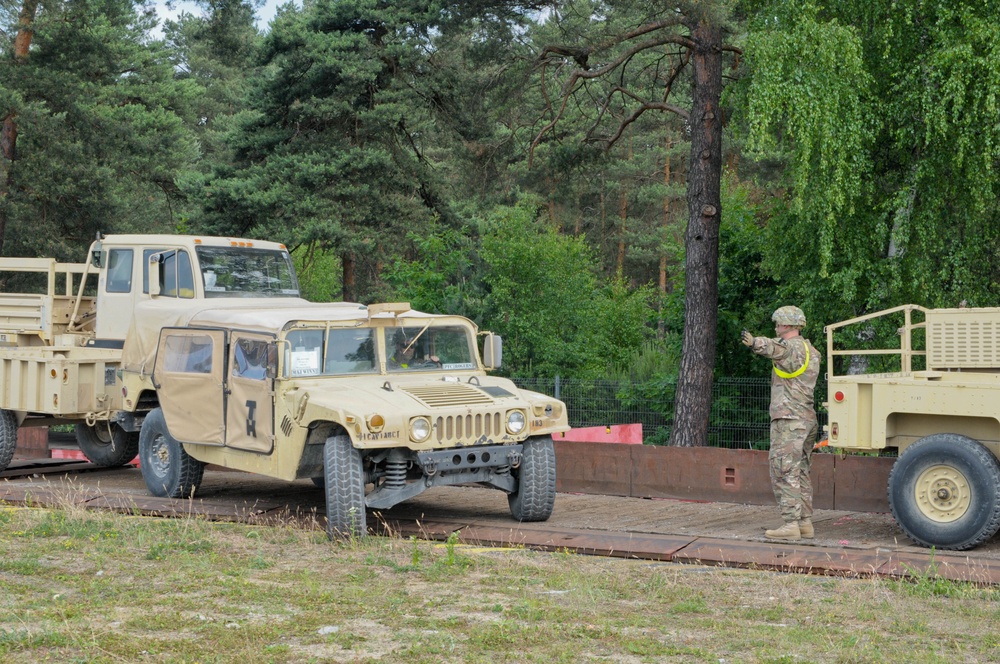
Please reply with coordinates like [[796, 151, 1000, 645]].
[[324, 434, 366, 539], [889, 433, 1000, 550], [139, 408, 205, 499], [0, 409, 17, 473], [75, 423, 139, 467], [508, 435, 556, 522]]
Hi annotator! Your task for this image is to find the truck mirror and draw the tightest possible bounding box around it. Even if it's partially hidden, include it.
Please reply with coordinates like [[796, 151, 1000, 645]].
[[148, 254, 162, 296], [91, 243, 104, 268], [482, 334, 502, 370]]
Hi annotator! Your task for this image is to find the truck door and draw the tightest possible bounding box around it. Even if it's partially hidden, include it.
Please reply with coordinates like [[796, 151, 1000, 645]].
[[152, 328, 226, 444], [226, 332, 276, 453]]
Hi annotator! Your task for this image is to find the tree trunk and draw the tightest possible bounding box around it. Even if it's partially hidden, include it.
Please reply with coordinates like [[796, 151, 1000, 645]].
[[341, 252, 356, 302], [669, 20, 723, 447], [0, 0, 40, 256]]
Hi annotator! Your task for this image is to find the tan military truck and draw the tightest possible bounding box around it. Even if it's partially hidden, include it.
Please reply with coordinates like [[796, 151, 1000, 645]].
[[826, 304, 1000, 550], [0, 235, 569, 537]]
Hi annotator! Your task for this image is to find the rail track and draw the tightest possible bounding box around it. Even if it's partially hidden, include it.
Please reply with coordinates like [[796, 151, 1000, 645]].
[[4, 458, 1000, 585]]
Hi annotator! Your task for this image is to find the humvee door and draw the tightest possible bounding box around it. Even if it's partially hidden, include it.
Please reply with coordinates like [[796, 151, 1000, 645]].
[[225, 332, 275, 453], [152, 328, 226, 444]]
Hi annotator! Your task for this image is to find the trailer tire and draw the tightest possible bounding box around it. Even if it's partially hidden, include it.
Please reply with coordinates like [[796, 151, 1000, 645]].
[[0, 409, 17, 473], [508, 435, 556, 522], [139, 408, 205, 499], [324, 434, 366, 539], [888, 433, 1000, 550], [75, 423, 139, 467]]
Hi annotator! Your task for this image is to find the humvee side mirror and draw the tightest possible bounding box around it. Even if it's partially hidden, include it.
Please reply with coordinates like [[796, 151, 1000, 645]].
[[266, 344, 278, 380], [482, 334, 502, 370]]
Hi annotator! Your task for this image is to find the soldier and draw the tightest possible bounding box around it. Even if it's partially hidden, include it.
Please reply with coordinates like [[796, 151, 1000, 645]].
[[741, 306, 822, 541]]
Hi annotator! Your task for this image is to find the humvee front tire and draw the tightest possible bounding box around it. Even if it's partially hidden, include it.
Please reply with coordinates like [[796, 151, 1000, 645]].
[[75, 423, 139, 467], [508, 435, 556, 522], [139, 408, 205, 499], [0, 408, 17, 473], [889, 433, 1000, 550], [324, 434, 366, 539]]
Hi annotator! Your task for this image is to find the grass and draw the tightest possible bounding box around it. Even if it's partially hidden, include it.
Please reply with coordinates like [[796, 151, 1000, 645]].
[[1, 503, 1000, 663]]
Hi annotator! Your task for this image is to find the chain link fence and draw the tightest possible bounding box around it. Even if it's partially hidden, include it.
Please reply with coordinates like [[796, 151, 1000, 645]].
[[514, 376, 828, 449]]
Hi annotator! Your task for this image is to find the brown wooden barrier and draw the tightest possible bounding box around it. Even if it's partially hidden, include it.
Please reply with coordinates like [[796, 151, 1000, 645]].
[[14, 427, 49, 459], [554, 440, 894, 512]]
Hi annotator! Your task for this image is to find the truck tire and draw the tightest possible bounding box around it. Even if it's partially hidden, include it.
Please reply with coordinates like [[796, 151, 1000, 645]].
[[508, 435, 556, 522], [888, 433, 1000, 550], [0, 409, 17, 473], [75, 423, 139, 467], [324, 434, 366, 539], [139, 408, 205, 499]]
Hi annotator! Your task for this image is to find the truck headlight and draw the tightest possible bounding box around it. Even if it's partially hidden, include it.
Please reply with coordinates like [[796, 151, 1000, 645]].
[[506, 410, 526, 435], [410, 417, 432, 442]]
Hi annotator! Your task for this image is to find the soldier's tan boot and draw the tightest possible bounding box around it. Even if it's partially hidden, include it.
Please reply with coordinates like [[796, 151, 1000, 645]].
[[799, 519, 814, 539], [764, 522, 801, 541]]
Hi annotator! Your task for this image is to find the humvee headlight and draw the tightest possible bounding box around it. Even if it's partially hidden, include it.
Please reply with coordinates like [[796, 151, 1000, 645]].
[[367, 414, 385, 433], [506, 410, 526, 435], [410, 417, 432, 442]]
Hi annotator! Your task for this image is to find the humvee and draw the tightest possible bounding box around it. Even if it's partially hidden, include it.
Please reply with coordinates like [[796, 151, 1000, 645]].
[[826, 304, 1000, 550], [0, 235, 569, 537]]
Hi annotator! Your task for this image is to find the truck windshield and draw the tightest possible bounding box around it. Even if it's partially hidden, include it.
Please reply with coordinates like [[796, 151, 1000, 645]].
[[387, 325, 476, 372], [196, 246, 300, 298]]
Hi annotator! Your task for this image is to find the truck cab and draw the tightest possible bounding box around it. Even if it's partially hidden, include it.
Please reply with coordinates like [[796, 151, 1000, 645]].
[[90, 235, 299, 341]]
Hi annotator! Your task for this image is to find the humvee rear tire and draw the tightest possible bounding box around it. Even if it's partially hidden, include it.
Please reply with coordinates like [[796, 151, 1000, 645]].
[[0, 408, 17, 473], [75, 423, 139, 467], [508, 436, 556, 522], [139, 409, 205, 499], [888, 433, 1000, 550], [324, 434, 366, 539]]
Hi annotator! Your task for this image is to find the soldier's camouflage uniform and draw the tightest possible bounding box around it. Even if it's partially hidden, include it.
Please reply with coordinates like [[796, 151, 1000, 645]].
[[749, 335, 822, 523]]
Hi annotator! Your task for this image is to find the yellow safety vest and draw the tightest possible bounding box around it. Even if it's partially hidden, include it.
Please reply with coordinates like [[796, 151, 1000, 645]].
[[773, 341, 810, 379]]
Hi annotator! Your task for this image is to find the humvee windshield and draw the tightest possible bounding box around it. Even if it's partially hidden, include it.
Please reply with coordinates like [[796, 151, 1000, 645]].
[[282, 324, 477, 377], [196, 246, 299, 298], [386, 325, 476, 372]]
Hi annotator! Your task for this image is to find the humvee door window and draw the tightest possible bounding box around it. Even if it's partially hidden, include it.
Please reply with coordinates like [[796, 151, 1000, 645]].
[[106, 249, 133, 293], [287, 329, 323, 376], [234, 338, 271, 380], [325, 329, 375, 374], [387, 325, 475, 372], [163, 334, 214, 373]]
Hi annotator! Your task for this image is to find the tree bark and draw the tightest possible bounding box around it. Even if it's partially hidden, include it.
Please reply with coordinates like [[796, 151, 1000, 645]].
[[341, 252, 356, 302], [0, 0, 40, 256], [669, 19, 723, 447]]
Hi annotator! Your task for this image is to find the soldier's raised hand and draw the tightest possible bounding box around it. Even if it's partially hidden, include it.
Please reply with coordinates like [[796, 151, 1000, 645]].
[[741, 330, 754, 347]]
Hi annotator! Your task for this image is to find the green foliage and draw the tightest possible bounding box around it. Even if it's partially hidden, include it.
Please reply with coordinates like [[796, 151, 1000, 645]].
[[291, 243, 341, 302], [0, 0, 202, 258], [382, 220, 484, 318], [480, 199, 652, 377], [742, 6, 871, 277], [736, 0, 1000, 330]]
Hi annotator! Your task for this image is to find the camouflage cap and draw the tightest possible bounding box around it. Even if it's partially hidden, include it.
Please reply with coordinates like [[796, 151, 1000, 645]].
[[772, 305, 807, 327]]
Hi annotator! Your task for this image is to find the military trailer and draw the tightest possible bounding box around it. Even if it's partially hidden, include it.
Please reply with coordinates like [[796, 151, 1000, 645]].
[[0, 235, 569, 537], [825, 304, 1000, 550]]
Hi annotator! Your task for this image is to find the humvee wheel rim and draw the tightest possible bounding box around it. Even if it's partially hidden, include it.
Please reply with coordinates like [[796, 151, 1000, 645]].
[[150, 435, 171, 475], [914, 464, 971, 523], [93, 426, 113, 445]]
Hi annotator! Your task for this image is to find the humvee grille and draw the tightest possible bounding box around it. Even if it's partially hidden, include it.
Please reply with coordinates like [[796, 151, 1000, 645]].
[[401, 384, 494, 407], [435, 412, 504, 444]]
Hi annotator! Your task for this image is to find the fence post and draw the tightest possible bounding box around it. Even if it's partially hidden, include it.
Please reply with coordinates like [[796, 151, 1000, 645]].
[[554, 375, 561, 400]]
